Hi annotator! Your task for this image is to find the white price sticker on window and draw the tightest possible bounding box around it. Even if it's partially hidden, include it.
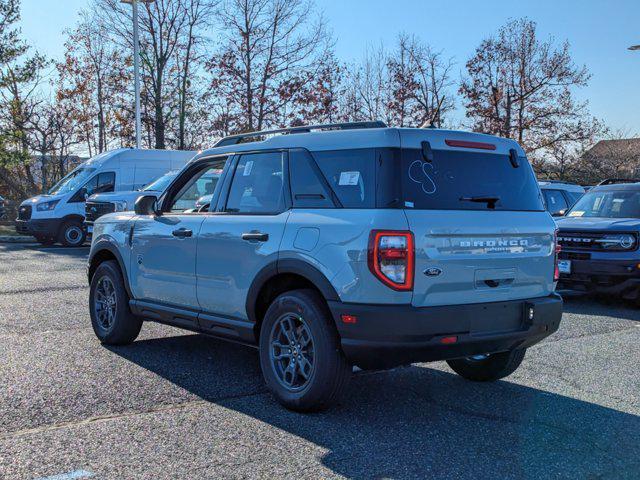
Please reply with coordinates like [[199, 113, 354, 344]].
[[339, 171, 360, 186], [243, 161, 254, 176]]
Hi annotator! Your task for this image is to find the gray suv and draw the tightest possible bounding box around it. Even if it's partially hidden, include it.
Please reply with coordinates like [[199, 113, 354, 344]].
[[87, 122, 563, 411]]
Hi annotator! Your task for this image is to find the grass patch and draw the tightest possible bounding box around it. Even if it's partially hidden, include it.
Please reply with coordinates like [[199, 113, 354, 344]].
[[0, 224, 28, 236]]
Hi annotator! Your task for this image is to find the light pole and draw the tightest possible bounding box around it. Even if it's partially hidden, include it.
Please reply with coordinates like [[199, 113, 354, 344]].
[[121, 0, 154, 149]]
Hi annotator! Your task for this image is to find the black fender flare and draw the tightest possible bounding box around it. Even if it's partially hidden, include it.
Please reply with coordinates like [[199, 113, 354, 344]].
[[245, 258, 340, 324], [88, 239, 133, 297]]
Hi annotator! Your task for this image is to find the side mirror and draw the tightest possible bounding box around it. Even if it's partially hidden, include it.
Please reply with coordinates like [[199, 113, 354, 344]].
[[552, 210, 566, 217], [134, 195, 159, 215]]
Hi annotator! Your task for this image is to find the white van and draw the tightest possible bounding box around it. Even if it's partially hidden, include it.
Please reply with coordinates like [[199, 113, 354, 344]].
[[15, 148, 195, 246]]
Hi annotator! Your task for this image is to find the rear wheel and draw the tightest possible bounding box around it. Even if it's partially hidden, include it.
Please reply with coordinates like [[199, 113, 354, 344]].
[[89, 260, 142, 345], [259, 289, 351, 412], [446, 349, 526, 382], [58, 220, 86, 247]]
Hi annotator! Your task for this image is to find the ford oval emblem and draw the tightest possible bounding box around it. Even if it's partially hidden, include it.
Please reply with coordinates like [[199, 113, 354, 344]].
[[424, 267, 442, 277]]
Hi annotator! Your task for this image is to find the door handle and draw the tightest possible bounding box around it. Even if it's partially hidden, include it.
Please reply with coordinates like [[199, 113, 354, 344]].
[[242, 232, 269, 242], [172, 228, 193, 238]]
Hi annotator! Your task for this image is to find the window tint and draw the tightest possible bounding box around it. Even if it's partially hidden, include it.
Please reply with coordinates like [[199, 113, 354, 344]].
[[170, 160, 226, 213], [543, 189, 568, 215], [96, 172, 115, 193], [312, 149, 375, 208], [226, 152, 285, 214], [289, 149, 333, 208], [566, 191, 584, 205], [400, 148, 544, 211]]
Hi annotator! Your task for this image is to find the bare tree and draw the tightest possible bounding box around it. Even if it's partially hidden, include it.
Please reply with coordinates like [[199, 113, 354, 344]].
[[209, 0, 327, 132], [460, 18, 596, 166]]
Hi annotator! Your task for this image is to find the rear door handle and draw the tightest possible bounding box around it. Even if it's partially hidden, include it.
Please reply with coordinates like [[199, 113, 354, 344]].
[[242, 232, 269, 242], [172, 228, 193, 238]]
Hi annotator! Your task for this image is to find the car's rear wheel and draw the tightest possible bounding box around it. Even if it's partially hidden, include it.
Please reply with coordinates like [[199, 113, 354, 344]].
[[446, 349, 526, 382], [259, 289, 351, 412], [59, 220, 86, 247], [89, 260, 142, 345]]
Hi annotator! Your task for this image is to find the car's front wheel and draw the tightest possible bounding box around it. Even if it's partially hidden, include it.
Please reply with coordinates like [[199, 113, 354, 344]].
[[59, 220, 86, 247], [89, 260, 142, 345], [446, 349, 526, 382], [259, 289, 351, 412]]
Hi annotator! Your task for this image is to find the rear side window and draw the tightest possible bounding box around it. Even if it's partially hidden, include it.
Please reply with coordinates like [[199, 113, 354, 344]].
[[226, 152, 285, 214], [400, 148, 544, 211], [312, 149, 375, 208], [289, 149, 334, 208], [542, 189, 568, 215]]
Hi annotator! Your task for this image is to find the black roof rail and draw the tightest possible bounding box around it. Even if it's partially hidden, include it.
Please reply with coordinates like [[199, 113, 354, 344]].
[[597, 178, 640, 186], [213, 121, 387, 147]]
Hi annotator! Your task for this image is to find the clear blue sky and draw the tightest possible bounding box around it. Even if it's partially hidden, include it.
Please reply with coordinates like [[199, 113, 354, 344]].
[[19, 0, 640, 134]]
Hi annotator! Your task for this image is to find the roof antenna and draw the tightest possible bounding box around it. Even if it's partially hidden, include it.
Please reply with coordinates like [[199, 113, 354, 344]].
[[419, 96, 445, 129]]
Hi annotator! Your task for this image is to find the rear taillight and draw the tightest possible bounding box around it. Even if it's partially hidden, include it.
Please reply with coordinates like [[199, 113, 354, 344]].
[[368, 230, 414, 291], [554, 229, 561, 282]]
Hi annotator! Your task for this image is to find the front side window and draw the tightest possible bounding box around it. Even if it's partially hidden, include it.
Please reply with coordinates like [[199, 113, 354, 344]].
[[170, 160, 226, 213], [226, 152, 285, 214], [568, 190, 640, 218]]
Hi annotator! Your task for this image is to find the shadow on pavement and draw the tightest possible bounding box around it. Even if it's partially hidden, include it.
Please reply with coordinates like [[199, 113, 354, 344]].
[[111, 333, 640, 479], [560, 290, 640, 322]]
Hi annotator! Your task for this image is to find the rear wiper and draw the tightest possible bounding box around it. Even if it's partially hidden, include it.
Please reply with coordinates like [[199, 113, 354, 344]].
[[459, 196, 500, 209]]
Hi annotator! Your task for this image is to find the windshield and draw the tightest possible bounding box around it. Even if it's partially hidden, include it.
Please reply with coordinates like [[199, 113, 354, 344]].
[[567, 190, 640, 218], [143, 171, 178, 192], [48, 167, 97, 195]]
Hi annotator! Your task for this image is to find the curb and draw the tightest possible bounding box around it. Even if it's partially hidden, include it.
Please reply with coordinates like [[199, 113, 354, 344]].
[[0, 235, 35, 243]]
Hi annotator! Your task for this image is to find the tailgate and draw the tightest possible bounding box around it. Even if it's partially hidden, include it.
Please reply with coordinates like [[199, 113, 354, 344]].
[[405, 210, 555, 307]]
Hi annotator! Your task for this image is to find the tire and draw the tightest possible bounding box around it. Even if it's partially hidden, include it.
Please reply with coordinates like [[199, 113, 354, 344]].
[[58, 220, 86, 247], [89, 260, 142, 345], [446, 349, 527, 382], [259, 289, 351, 412]]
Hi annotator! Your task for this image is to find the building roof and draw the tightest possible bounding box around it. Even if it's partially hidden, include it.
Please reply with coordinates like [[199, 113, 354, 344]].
[[583, 138, 640, 159]]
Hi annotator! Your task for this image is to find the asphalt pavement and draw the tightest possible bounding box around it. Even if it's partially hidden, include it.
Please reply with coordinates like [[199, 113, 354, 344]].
[[1, 242, 638, 479]]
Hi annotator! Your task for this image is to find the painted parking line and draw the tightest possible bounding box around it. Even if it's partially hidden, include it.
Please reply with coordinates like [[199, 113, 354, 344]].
[[35, 469, 94, 480]]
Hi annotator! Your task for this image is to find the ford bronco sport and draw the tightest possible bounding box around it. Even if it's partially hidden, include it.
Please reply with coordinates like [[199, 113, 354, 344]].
[[556, 181, 640, 300], [87, 121, 563, 411]]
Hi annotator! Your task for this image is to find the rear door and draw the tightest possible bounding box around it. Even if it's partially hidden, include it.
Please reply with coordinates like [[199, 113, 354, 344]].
[[196, 151, 290, 323], [398, 130, 556, 308]]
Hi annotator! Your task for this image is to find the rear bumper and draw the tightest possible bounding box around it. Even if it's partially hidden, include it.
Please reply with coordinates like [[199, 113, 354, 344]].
[[558, 256, 640, 298], [328, 294, 562, 370], [15, 218, 62, 238]]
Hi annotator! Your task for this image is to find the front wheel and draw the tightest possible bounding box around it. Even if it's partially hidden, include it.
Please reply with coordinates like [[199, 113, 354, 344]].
[[259, 289, 351, 412], [58, 220, 86, 247], [446, 349, 526, 382], [89, 260, 142, 345]]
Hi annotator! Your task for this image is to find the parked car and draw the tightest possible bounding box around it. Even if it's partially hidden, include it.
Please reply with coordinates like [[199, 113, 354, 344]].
[[85, 169, 181, 232], [538, 181, 585, 216], [556, 181, 640, 301], [16, 148, 194, 246], [87, 121, 562, 411]]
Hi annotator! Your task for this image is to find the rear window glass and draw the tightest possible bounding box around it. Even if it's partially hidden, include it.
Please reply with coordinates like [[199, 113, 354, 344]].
[[312, 149, 375, 208], [400, 148, 544, 211]]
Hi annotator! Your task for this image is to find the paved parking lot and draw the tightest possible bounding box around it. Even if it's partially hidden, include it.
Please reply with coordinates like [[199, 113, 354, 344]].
[[1, 242, 639, 479]]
